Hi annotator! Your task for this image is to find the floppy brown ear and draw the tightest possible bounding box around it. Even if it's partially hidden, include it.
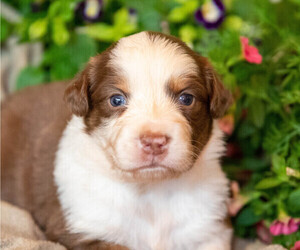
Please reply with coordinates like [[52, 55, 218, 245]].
[[202, 59, 232, 119], [64, 65, 91, 117]]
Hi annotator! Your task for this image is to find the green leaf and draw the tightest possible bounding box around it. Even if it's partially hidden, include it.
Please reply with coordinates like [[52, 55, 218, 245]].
[[223, 72, 237, 89], [52, 17, 69, 45], [237, 122, 256, 139], [223, 15, 244, 31], [85, 23, 115, 42], [168, 0, 198, 23], [48, 0, 74, 21], [168, 6, 188, 23], [113, 8, 136, 38], [255, 177, 283, 189], [1, 17, 9, 42], [179, 24, 197, 44], [121, 23, 136, 36], [242, 157, 268, 171], [281, 90, 300, 105], [48, 1, 62, 19], [29, 18, 48, 40], [235, 206, 262, 226], [248, 99, 265, 128], [184, 0, 199, 11], [84, 8, 136, 42], [16, 67, 46, 90], [114, 8, 129, 28], [287, 189, 300, 213], [272, 154, 286, 176]]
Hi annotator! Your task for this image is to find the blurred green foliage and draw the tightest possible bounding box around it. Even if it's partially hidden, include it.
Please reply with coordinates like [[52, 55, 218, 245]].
[[1, 0, 300, 248]]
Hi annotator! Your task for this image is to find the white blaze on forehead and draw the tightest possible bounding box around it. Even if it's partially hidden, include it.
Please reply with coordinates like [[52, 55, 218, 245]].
[[109, 32, 198, 100]]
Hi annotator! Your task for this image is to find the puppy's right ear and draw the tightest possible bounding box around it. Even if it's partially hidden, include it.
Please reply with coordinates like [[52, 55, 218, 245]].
[[64, 65, 91, 117]]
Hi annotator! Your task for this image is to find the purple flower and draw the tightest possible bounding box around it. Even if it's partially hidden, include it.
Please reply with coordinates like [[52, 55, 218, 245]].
[[77, 0, 103, 22], [195, 0, 225, 29]]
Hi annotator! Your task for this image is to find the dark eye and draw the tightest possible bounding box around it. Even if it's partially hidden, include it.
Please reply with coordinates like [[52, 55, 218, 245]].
[[110, 95, 126, 107], [179, 93, 194, 106]]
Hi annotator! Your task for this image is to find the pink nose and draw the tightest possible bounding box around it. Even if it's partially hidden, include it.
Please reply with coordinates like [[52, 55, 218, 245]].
[[139, 133, 170, 155]]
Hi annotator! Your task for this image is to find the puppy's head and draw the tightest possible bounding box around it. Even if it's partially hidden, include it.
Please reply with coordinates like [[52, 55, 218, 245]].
[[64, 31, 231, 182]]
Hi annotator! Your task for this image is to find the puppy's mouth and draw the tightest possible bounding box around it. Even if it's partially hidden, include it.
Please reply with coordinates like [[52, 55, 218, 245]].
[[127, 164, 170, 173], [113, 158, 192, 181]]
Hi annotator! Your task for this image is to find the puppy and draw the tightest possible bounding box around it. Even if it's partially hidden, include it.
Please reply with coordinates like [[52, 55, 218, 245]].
[[1, 31, 232, 250]]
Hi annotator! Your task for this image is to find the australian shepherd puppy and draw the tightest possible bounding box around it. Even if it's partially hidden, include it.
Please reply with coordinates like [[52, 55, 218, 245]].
[[1, 31, 232, 250]]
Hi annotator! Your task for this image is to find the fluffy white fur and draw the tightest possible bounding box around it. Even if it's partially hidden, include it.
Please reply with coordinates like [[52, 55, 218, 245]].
[[111, 32, 199, 86], [54, 117, 231, 250]]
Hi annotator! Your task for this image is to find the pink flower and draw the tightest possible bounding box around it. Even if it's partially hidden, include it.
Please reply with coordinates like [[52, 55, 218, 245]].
[[282, 218, 299, 235], [218, 114, 234, 135], [270, 220, 284, 236], [291, 241, 300, 250], [240, 36, 262, 64], [270, 218, 299, 236]]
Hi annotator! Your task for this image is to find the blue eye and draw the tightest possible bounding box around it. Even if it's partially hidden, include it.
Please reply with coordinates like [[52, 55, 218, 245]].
[[110, 95, 126, 107], [179, 93, 194, 106]]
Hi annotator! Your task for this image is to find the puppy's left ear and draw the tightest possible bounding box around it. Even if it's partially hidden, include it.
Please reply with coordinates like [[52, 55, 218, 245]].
[[64, 64, 91, 117], [202, 58, 232, 119]]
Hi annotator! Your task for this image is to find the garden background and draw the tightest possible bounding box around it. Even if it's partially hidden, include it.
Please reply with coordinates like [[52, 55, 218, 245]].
[[1, 0, 300, 249]]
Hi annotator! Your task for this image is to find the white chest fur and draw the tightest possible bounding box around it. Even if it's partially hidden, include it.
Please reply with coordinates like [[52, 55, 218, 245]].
[[54, 117, 230, 250]]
